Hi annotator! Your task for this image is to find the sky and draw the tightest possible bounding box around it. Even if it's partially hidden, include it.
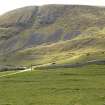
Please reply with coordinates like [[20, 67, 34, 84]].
[[0, 0, 105, 15]]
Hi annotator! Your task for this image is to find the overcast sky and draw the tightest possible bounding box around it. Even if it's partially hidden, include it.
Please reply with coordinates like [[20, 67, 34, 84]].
[[0, 0, 105, 15]]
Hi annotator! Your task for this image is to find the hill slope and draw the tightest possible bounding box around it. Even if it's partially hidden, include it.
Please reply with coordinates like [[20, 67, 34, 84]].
[[0, 5, 105, 66]]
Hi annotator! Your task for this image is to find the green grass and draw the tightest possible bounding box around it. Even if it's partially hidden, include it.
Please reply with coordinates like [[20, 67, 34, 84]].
[[0, 65, 105, 105]]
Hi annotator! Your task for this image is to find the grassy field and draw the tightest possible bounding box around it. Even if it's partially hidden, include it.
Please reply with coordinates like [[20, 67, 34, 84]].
[[0, 64, 105, 105]]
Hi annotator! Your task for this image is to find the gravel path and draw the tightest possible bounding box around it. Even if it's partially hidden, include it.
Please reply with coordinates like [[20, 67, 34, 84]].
[[0, 69, 31, 78]]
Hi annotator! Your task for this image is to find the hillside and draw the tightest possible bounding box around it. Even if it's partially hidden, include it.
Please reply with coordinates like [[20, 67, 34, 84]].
[[0, 5, 105, 66]]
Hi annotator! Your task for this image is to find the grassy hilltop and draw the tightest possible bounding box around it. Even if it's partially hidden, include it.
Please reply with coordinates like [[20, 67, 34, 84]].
[[0, 5, 105, 66]]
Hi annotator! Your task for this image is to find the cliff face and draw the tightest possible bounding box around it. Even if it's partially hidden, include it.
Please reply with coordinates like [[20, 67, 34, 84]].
[[0, 5, 105, 66]]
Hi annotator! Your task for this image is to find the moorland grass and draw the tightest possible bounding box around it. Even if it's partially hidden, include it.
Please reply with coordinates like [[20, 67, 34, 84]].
[[0, 65, 105, 105]]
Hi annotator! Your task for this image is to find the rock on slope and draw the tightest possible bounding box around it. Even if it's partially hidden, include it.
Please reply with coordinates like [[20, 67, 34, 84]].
[[0, 5, 105, 66]]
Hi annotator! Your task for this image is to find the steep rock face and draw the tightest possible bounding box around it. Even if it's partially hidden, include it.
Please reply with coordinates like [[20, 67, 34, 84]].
[[0, 5, 105, 65]]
